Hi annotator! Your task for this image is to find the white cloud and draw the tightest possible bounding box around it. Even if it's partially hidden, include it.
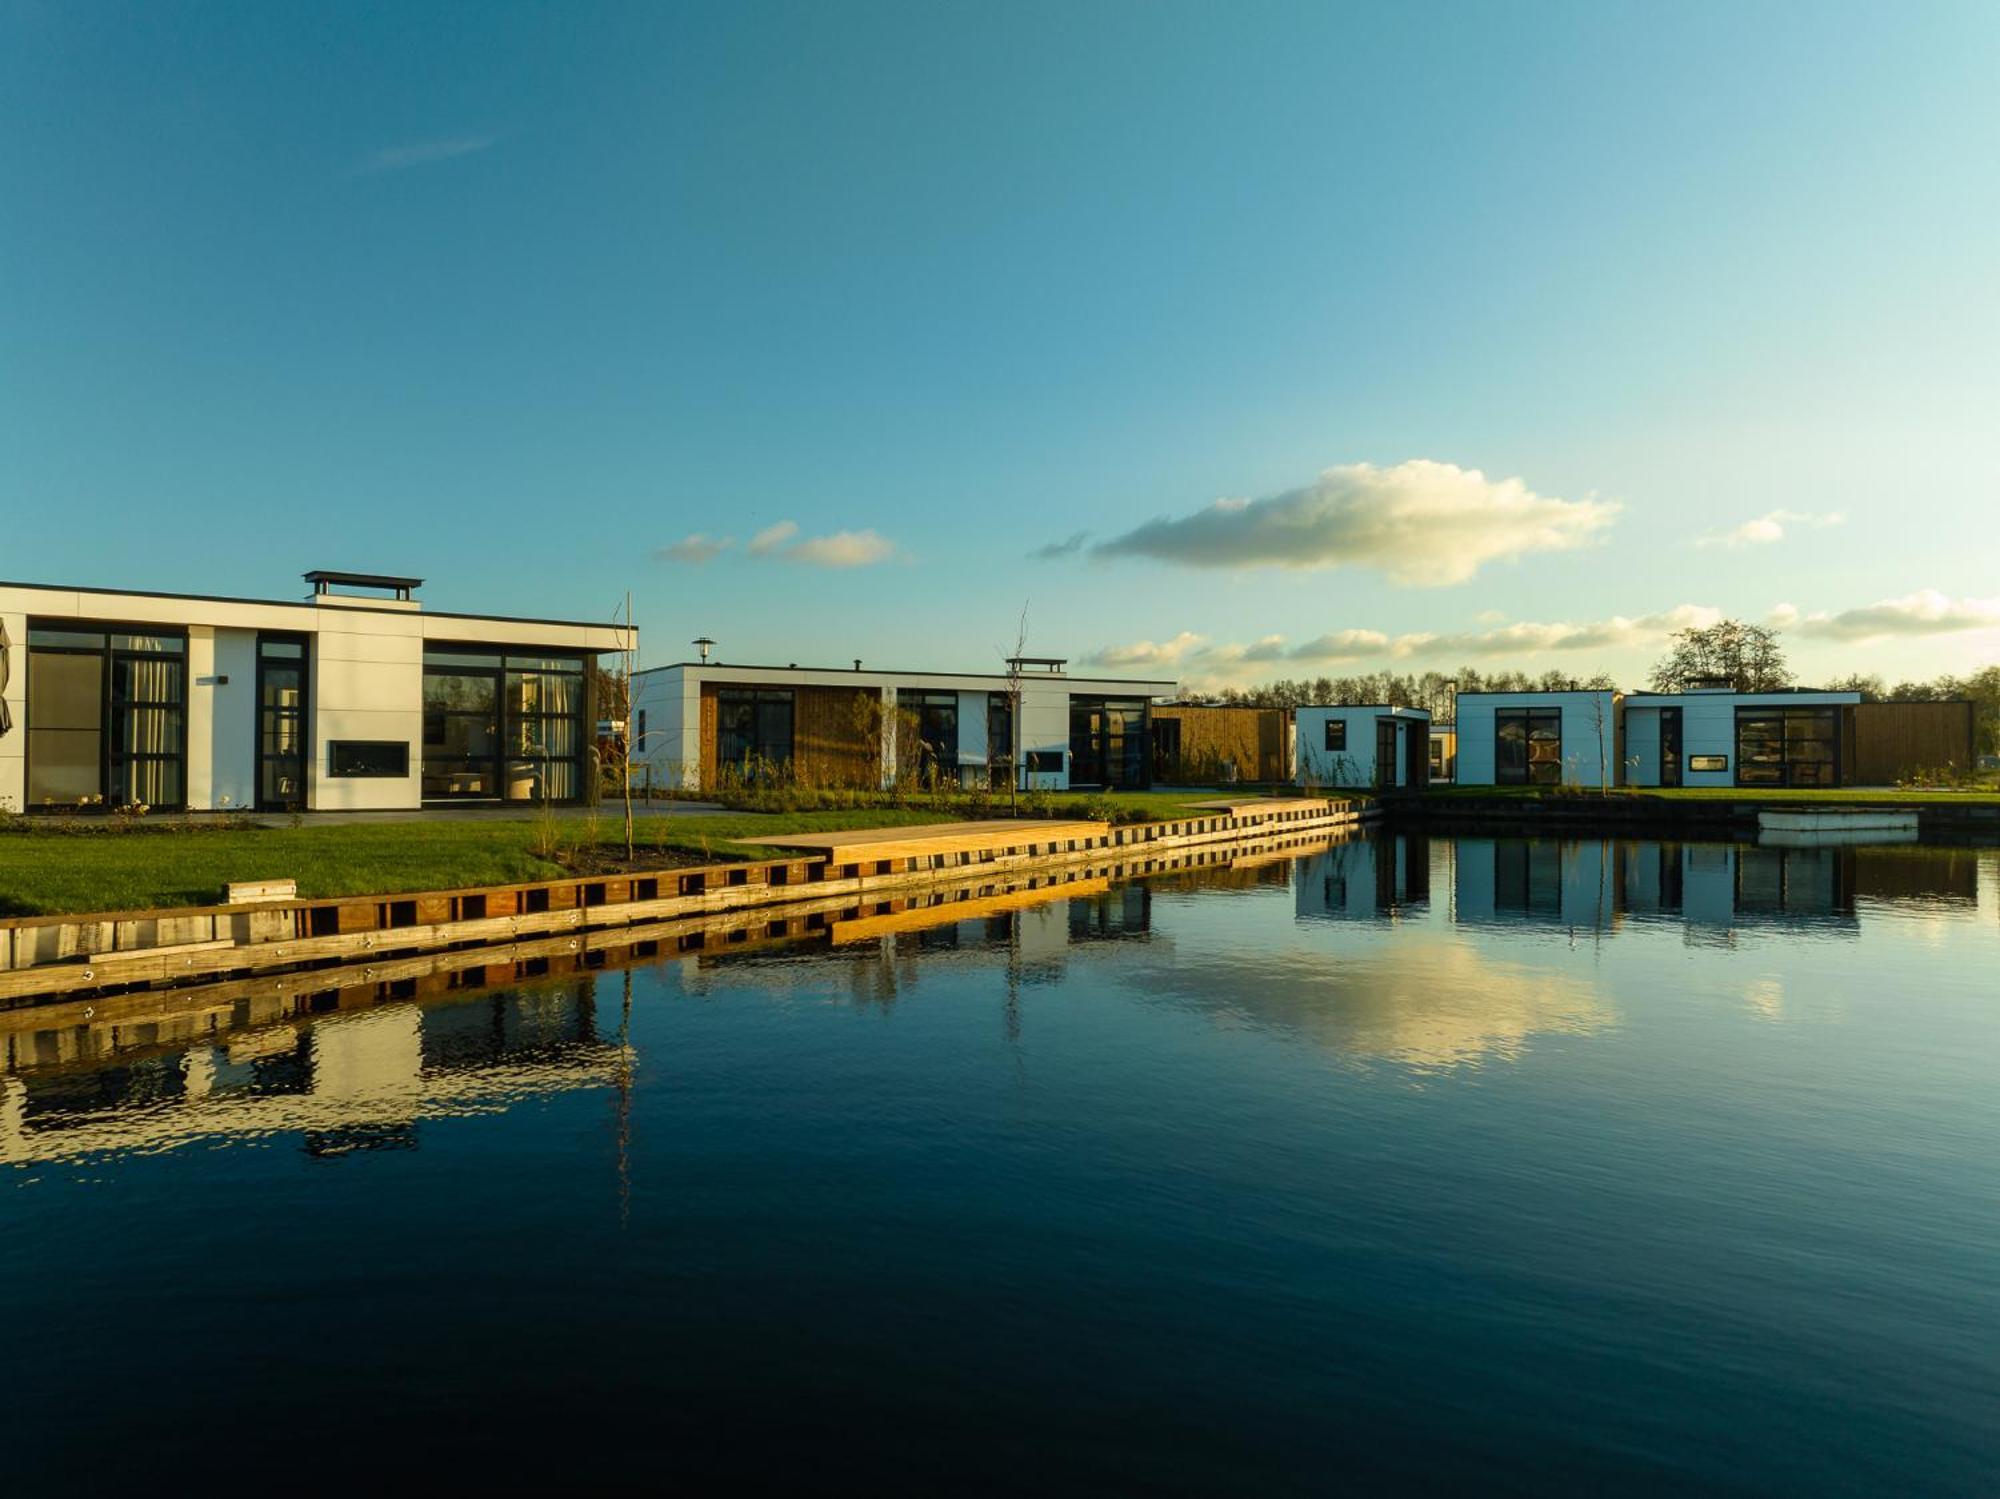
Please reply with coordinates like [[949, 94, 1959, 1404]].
[[355, 134, 499, 174], [1090, 605, 1720, 683], [656, 533, 731, 564], [746, 521, 800, 556], [1695, 509, 1844, 549], [784, 529, 898, 567], [1781, 589, 2000, 642], [1091, 459, 1617, 586], [740, 519, 898, 567], [1082, 632, 1206, 668]]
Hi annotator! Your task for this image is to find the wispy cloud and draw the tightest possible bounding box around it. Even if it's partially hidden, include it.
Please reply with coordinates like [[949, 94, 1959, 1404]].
[[1091, 459, 1617, 586], [1081, 632, 1205, 668], [1771, 590, 2000, 642], [1030, 531, 1089, 560], [785, 529, 897, 567], [741, 519, 899, 567], [656, 533, 732, 564], [1090, 605, 1722, 681], [1695, 509, 1844, 549], [354, 134, 499, 175], [746, 521, 799, 556]]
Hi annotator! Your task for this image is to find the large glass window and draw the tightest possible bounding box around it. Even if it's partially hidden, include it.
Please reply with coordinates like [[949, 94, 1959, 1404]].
[[715, 688, 793, 780], [1496, 708, 1562, 786], [902, 691, 959, 782], [26, 649, 104, 806], [423, 647, 587, 801], [508, 659, 583, 801], [1736, 707, 1838, 788], [1070, 698, 1149, 788], [25, 623, 186, 810]]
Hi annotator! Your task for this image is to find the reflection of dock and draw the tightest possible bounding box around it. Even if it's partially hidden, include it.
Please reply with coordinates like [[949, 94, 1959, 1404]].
[[0, 800, 1361, 1002], [4, 822, 1345, 1077]]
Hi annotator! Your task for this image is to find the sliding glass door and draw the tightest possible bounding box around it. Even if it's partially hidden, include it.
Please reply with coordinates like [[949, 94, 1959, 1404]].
[[423, 647, 587, 802], [1495, 708, 1562, 786], [25, 624, 187, 810], [1736, 707, 1839, 788]]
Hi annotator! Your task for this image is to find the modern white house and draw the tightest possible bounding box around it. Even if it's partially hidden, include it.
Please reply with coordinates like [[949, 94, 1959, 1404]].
[[630, 655, 1177, 791], [1453, 690, 1622, 788], [1621, 688, 1862, 788], [0, 572, 632, 813], [1294, 705, 1432, 791]]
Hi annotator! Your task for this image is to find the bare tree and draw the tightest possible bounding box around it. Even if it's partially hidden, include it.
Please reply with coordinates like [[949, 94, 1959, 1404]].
[[1003, 601, 1028, 813]]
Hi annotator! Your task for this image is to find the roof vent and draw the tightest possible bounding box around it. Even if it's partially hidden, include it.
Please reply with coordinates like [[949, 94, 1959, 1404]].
[[304, 570, 422, 601]]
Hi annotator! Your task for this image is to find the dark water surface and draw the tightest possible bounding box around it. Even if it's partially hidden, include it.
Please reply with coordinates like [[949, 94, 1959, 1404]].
[[5, 834, 1998, 1493]]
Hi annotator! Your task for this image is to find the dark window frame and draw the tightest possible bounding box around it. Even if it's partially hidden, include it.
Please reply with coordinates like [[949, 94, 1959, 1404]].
[[256, 632, 310, 810], [1495, 707, 1562, 786], [715, 687, 795, 780], [1324, 718, 1347, 752], [1734, 705, 1840, 789], [423, 645, 589, 803], [23, 620, 189, 812]]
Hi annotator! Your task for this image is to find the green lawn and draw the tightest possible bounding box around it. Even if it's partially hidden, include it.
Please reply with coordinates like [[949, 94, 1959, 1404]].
[[0, 809, 969, 917], [0, 792, 1338, 917]]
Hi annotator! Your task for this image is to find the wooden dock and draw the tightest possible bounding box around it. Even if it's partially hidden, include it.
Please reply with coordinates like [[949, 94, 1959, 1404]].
[[0, 797, 1363, 1004], [0, 814, 1353, 1077]]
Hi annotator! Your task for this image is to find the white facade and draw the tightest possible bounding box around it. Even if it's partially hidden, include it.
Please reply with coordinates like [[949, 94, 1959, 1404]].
[[1453, 691, 1621, 788], [1295, 705, 1431, 790], [1623, 690, 1860, 788], [0, 576, 629, 813], [631, 661, 1175, 791]]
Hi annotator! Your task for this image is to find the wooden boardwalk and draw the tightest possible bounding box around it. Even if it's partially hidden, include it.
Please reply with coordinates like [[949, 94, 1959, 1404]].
[[754, 818, 1110, 868], [0, 797, 1367, 1003]]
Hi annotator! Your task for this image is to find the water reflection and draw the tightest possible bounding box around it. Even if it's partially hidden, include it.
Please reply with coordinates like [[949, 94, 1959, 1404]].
[[1297, 834, 1984, 942], [3, 978, 620, 1168], [5, 834, 1994, 1164]]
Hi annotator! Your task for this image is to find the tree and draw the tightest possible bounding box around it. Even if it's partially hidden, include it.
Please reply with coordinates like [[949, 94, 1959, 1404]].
[[1648, 619, 1792, 692]]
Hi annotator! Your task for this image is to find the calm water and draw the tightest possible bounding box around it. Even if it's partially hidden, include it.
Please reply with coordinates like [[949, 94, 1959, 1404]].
[[5, 833, 1998, 1493]]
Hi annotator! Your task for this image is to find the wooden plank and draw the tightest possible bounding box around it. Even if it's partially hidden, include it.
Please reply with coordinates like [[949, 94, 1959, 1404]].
[[0, 805, 1364, 1001], [226, 878, 298, 904], [754, 818, 1110, 865]]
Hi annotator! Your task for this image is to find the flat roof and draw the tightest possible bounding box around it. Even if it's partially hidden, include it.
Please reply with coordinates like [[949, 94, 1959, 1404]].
[[1454, 688, 1616, 697], [1300, 702, 1431, 713], [635, 660, 1174, 685], [0, 577, 628, 634]]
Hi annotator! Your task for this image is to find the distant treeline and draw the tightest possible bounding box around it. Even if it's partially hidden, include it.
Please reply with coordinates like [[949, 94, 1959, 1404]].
[[1193, 664, 2000, 756], [1196, 668, 1615, 719]]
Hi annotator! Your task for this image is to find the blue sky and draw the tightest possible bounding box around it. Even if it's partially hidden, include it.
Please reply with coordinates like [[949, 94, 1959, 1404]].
[[3, 0, 1995, 686]]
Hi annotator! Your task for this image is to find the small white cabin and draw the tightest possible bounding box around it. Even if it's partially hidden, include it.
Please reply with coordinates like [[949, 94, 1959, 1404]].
[[1453, 690, 1620, 788], [1295, 705, 1432, 791]]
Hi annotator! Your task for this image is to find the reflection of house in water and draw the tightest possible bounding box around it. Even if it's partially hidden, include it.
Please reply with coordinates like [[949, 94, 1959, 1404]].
[[1451, 837, 1980, 939], [679, 880, 1159, 1010], [1295, 836, 1431, 923], [2, 980, 620, 1168]]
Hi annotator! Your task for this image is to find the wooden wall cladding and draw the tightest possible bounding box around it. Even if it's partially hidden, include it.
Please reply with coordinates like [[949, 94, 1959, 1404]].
[[1152, 707, 1289, 783], [1846, 701, 1976, 784], [699, 683, 880, 788]]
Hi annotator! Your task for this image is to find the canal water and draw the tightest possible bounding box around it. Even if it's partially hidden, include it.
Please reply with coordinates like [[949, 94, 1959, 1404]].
[[5, 833, 1998, 1493]]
